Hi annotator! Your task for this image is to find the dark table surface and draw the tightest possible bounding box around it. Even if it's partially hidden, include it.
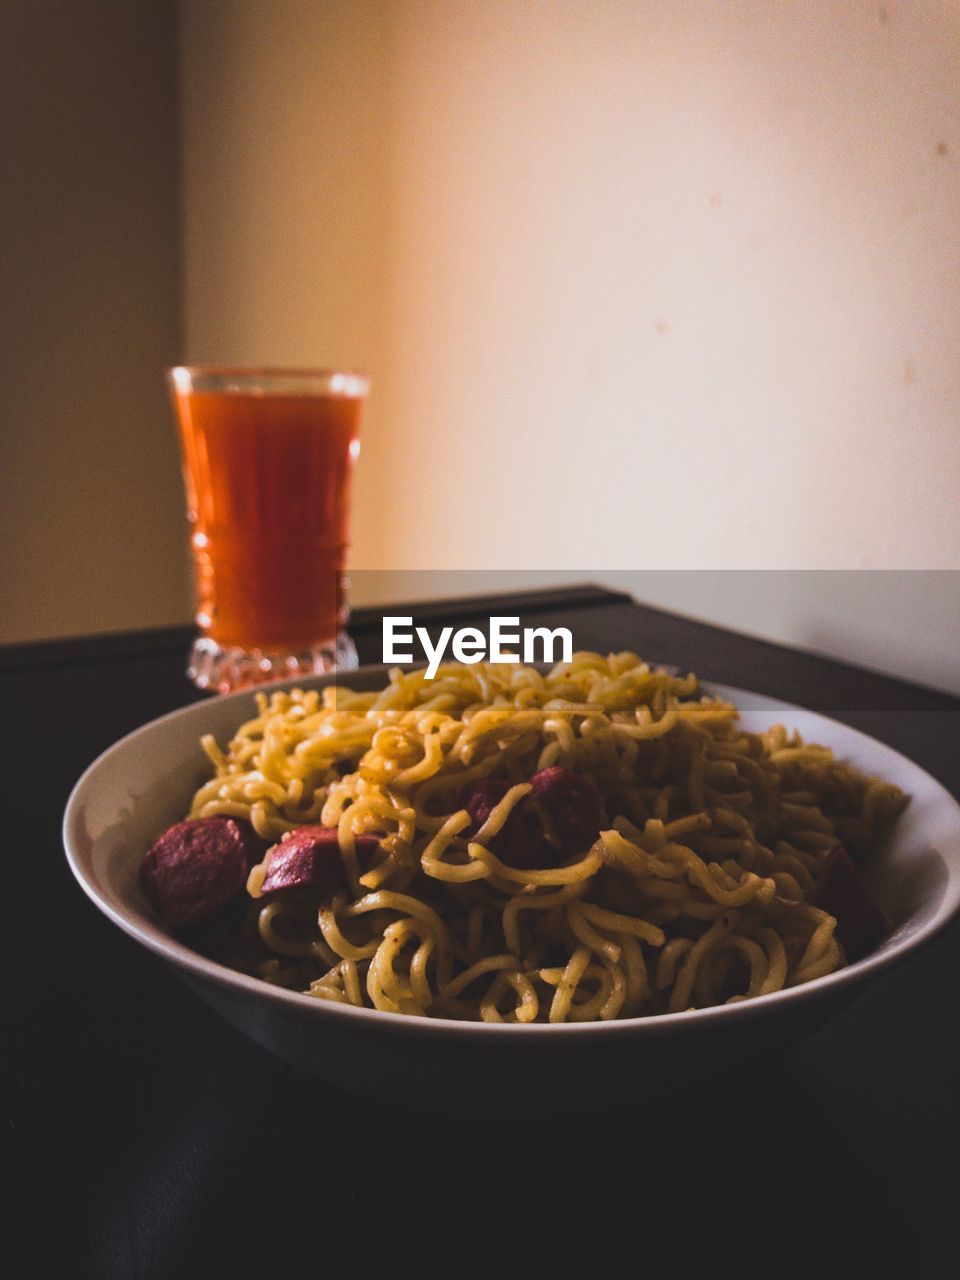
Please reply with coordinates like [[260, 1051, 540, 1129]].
[[6, 584, 960, 1277]]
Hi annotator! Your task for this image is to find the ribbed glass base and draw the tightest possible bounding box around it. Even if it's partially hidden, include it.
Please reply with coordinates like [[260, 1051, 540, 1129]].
[[187, 631, 359, 694]]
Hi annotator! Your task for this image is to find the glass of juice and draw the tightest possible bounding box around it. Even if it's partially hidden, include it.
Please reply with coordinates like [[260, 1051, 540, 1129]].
[[168, 366, 368, 692]]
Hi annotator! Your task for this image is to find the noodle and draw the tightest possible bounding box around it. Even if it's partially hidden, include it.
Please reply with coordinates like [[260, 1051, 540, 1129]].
[[186, 652, 908, 1022]]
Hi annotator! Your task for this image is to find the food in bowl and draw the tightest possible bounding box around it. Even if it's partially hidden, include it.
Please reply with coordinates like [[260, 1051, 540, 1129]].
[[141, 652, 908, 1023]]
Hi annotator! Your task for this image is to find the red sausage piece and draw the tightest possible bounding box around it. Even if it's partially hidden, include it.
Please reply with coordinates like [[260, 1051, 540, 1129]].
[[461, 767, 606, 870], [259, 825, 382, 895], [142, 816, 258, 927], [461, 776, 545, 866], [814, 845, 888, 961], [462, 777, 511, 829], [528, 766, 606, 859]]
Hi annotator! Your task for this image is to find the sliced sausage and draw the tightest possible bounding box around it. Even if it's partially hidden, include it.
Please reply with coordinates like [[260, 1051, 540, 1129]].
[[142, 816, 258, 927], [528, 766, 607, 859], [814, 844, 888, 960], [259, 825, 382, 895], [461, 776, 545, 869], [462, 777, 511, 829], [461, 766, 606, 870]]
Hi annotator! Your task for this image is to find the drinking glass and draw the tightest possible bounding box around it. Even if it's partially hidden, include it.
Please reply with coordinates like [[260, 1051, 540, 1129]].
[[168, 367, 368, 692]]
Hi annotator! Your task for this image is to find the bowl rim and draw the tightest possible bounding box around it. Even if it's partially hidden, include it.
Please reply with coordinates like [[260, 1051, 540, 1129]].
[[63, 665, 960, 1043]]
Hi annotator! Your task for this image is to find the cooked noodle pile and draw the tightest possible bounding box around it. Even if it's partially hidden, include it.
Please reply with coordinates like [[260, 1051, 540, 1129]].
[[188, 653, 907, 1022]]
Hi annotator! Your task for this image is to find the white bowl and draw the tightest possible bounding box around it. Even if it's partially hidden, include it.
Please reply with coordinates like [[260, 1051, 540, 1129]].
[[63, 667, 960, 1114]]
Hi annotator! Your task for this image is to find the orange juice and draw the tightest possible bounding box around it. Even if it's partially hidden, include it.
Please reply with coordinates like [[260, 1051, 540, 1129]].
[[172, 381, 364, 650]]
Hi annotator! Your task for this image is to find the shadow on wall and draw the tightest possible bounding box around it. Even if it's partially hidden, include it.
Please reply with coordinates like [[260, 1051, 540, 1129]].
[[0, 0, 189, 646]]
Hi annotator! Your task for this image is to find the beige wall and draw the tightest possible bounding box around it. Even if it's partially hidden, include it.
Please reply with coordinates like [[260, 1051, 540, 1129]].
[[0, 0, 188, 644], [375, 0, 960, 572], [5, 2, 958, 690], [181, 1, 960, 574], [177, 0, 959, 689]]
